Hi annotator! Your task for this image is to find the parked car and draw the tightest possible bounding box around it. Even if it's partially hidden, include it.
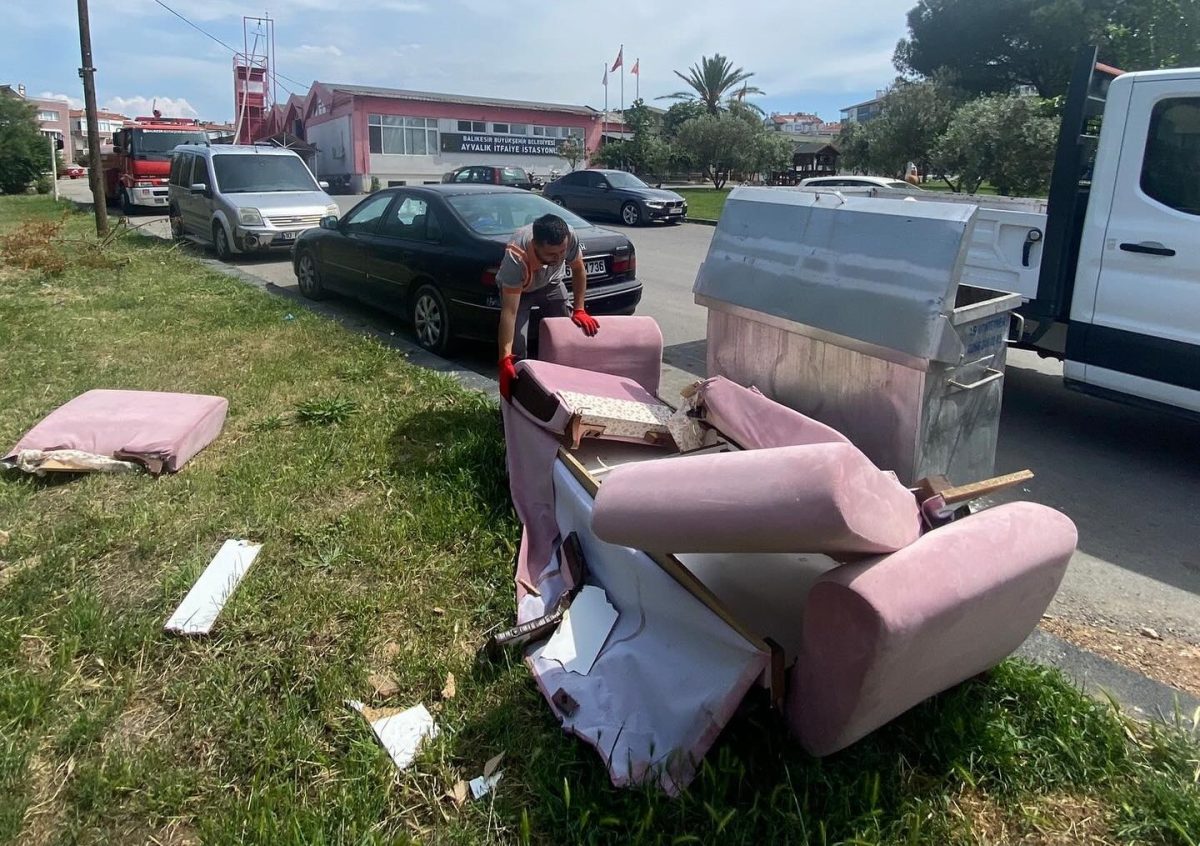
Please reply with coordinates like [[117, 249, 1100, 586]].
[[291, 185, 641, 354], [64, 165, 86, 179], [167, 144, 338, 260], [441, 165, 535, 191], [798, 176, 925, 192], [545, 169, 687, 226]]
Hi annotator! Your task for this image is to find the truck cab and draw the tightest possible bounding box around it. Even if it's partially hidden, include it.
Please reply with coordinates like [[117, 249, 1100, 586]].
[[103, 117, 209, 215]]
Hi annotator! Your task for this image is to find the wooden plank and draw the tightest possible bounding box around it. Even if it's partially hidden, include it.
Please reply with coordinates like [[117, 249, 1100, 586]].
[[940, 469, 1034, 505]]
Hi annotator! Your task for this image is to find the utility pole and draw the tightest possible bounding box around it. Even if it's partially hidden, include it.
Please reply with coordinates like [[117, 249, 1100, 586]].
[[76, 0, 108, 236], [49, 136, 59, 201]]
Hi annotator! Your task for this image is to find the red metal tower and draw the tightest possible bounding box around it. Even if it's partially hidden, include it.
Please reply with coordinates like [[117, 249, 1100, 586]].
[[233, 15, 275, 144]]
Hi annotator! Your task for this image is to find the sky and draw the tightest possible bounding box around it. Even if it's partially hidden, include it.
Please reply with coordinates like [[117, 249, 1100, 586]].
[[5, 0, 914, 122]]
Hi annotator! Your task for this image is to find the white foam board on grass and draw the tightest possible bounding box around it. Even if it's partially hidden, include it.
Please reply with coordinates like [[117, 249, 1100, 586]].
[[165, 540, 261, 635]]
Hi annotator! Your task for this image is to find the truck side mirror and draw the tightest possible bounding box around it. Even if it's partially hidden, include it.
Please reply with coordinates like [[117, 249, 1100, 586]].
[[318, 180, 330, 189], [189, 182, 209, 196]]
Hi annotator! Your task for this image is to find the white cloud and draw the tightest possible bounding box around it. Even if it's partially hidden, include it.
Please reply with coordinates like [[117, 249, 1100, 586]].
[[39, 92, 83, 109], [295, 44, 344, 57], [103, 96, 199, 118]]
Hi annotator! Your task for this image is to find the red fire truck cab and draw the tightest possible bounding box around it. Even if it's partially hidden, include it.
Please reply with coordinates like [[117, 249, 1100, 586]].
[[103, 116, 209, 214]]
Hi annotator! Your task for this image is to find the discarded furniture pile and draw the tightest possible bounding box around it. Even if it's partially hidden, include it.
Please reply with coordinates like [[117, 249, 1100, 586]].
[[497, 177, 1079, 797]]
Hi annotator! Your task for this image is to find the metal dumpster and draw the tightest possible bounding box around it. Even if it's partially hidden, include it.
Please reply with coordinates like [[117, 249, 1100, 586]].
[[694, 187, 1022, 485]]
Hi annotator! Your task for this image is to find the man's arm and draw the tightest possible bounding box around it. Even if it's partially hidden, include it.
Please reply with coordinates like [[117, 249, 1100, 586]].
[[569, 255, 587, 310], [498, 286, 522, 359]]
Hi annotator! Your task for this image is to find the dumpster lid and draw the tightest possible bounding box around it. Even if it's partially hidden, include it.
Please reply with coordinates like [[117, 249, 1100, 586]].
[[693, 188, 980, 363]]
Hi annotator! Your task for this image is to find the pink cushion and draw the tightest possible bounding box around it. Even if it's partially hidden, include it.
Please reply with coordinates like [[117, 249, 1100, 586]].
[[592, 443, 921, 555], [539, 316, 664, 396], [697, 377, 851, 449], [512, 359, 666, 435], [787, 501, 1077, 756], [5, 389, 228, 474]]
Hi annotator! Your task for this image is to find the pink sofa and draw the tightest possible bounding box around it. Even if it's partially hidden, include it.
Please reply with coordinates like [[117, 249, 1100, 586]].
[[512, 316, 1076, 775]]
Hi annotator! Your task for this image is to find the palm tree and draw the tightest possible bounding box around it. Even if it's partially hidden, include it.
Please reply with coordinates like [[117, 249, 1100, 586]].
[[658, 54, 764, 114]]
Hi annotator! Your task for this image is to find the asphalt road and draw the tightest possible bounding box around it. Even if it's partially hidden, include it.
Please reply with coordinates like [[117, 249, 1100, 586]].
[[67, 180, 1200, 643]]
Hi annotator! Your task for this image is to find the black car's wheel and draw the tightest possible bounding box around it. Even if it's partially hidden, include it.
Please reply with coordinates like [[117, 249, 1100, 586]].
[[550, 196, 566, 207], [168, 205, 184, 240], [296, 250, 327, 300], [410, 283, 455, 355], [621, 201, 643, 226], [212, 221, 233, 261], [120, 189, 134, 217]]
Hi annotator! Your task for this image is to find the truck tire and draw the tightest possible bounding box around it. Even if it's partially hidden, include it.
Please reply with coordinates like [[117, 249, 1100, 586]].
[[120, 189, 134, 217]]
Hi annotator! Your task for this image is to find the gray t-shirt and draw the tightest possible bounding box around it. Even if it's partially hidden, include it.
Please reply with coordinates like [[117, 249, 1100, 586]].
[[495, 225, 580, 293]]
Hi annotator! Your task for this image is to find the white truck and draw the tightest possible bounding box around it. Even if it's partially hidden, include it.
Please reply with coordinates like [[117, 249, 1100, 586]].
[[804, 49, 1200, 417]]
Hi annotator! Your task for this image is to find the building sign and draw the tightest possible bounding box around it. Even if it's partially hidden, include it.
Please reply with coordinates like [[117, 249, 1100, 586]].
[[440, 132, 564, 156]]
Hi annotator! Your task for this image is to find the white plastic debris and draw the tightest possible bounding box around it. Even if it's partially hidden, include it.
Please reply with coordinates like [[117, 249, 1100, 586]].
[[541, 585, 618, 675], [347, 701, 439, 772], [164, 540, 261, 635], [469, 771, 503, 799]]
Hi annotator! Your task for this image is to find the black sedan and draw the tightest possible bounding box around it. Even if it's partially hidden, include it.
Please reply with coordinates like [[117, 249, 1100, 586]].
[[545, 169, 687, 226], [291, 185, 641, 354]]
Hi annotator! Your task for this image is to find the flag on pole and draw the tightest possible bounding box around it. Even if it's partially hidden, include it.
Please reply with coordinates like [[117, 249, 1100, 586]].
[[632, 59, 639, 100], [611, 47, 623, 72], [631, 59, 639, 76]]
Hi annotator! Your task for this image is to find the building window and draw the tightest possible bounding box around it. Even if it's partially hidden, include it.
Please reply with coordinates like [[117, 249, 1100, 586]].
[[509, 123, 527, 136], [38, 110, 60, 122], [368, 114, 438, 155], [532, 126, 545, 136], [314, 102, 327, 116], [457, 120, 486, 133], [492, 123, 509, 134]]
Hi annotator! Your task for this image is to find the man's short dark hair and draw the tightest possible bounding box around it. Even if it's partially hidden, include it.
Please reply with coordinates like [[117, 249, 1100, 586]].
[[532, 214, 570, 246]]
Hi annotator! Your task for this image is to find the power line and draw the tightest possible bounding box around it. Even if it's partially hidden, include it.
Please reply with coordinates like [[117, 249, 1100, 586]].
[[152, 0, 304, 98], [153, 0, 239, 55]]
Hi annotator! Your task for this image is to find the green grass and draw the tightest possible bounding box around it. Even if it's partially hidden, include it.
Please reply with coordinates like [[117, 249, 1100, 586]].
[[922, 181, 1003, 196], [1, 196, 1199, 845], [676, 188, 730, 221]]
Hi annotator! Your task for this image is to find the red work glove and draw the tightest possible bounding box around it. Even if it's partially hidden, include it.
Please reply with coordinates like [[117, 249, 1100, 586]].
[[498, 354, 518, 401], [571, 308, 600, 337]]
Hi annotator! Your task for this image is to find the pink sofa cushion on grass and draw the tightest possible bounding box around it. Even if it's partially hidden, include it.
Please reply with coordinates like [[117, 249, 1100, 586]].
[[539, 316, 664, 396], [787, 501, 1077, 757], [592, 443, 921, 555], [696, 376, 851, 450], [5, 389, 228, 474]]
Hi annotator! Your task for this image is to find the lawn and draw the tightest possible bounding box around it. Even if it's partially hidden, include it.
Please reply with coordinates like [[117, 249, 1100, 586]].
[[676, 188, 730, 221], [1, 197, 1198, 845]]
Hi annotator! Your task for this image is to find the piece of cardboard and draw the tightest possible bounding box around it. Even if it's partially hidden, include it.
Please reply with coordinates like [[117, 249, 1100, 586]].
[[540, 585, 618, 675]]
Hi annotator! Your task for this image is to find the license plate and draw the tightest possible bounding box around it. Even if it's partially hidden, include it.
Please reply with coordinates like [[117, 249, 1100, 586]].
[[585, 259, 606, 276], [280, 231, 297, 241], [668, 207, 683, 215], [154, 198, 167, 205]]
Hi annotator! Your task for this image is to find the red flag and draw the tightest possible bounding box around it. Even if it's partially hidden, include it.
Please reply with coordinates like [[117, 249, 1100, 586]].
[[631, 59, 639, 76], [611, 47, 623, 72]]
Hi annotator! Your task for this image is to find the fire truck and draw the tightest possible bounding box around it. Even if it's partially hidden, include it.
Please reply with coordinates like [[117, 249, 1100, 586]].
[[103, 115, 209, 214]]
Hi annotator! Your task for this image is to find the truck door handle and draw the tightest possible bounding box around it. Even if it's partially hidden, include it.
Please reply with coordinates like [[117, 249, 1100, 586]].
[[1120, 241, 1175, 256]]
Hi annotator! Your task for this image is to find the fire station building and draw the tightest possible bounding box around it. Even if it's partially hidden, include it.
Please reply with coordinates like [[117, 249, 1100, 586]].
[[258, 82, 623, 192]]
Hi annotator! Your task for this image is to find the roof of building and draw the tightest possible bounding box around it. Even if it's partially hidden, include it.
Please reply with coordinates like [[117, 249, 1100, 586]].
[[840, 94, 886, 111], [324, 83, 599, 117], [793, 140, 839, 154], [770, 112, 823, 124]]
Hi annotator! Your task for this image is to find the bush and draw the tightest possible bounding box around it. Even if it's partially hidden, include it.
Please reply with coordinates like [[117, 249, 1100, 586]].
[[368, 176, 381, 193], [0, 96, 48, 195], [34, 175, 52, 195]]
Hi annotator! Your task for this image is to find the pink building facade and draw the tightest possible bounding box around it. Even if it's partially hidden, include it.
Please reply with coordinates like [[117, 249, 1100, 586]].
[[258, 83, 621, 192]]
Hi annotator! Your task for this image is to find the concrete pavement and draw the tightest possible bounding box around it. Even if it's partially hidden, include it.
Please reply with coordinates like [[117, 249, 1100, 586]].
[[61, 179, 1200, 646]]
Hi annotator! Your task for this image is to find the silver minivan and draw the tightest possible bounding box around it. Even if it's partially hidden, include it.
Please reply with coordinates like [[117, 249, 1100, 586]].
[[167, 144, 338, 259]]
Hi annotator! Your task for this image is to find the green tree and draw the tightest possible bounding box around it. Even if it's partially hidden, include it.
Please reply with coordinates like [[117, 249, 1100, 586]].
[[836, 122, 873, 174], [1105, 0, 1200, 70], [895, 0, 1111, 97], [0, 95, 49, 194], [935, 94, 1059, 195], [659, 54, 764, 114], [748, 131, 796, 181], [661, 101, 707, 140], [674, 112, 758, 188], [558, 135, 585, 171]]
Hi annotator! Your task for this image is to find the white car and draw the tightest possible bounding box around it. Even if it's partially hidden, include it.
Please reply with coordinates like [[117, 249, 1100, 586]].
[[799, 176, 925, 192]]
